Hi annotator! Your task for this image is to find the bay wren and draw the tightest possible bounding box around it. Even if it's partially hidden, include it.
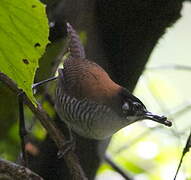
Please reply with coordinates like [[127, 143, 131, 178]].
[[55, 23, 171, 140]]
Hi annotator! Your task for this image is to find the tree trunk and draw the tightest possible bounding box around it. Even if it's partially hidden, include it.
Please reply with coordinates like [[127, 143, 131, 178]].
[[28, 0, 183, 179]]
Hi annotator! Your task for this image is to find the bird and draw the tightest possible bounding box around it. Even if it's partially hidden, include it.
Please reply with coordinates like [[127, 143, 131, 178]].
[[54, 23, 172, 140]]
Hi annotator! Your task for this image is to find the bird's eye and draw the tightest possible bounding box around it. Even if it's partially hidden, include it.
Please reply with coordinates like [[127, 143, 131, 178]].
[[122, 102, 129, 111]]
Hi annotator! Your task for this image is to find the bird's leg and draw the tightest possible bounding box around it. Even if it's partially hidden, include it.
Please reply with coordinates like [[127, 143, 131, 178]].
[[18, 91, 28, 167], [57, 125, 76, 159], [32, 76, 76, 157]]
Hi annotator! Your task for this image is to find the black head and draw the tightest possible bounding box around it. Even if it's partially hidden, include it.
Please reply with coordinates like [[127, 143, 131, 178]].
[[119, 88, 172, 127]]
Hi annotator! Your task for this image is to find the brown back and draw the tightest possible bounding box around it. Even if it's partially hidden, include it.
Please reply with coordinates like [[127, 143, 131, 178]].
[[61, 58, 121, 106]]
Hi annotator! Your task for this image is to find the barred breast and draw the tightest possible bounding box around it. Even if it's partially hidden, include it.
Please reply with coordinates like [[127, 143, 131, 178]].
[[54, 22, 124, 139], [55, 88, 121, 139]]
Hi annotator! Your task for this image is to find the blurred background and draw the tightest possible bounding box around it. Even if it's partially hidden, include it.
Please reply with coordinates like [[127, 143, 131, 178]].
[[96, 2, 191, 180], [0, 1, 191, 180]]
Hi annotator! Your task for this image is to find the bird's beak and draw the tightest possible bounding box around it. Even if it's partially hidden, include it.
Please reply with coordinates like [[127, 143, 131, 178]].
[[144, 111, 172, 127]]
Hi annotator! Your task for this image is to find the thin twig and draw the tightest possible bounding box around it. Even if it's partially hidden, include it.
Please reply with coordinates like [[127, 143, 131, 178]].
[[0, 72, 87, 180], [174, 130, 191, 180], [141, 74, 181, 139], [147, 64, 191, 71], [18, 93, 28, 167], [174, 153, 184, 180], [0, 158, 43, 180], [104, 155, 132, 180], [32, 76, 57, 89], [168, 101, 191, 117]]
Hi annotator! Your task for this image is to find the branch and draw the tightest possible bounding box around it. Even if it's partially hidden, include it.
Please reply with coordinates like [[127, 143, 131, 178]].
[[0, 72, 87, 180], [0, 158, 43, 180], [104, 155, 132, 180]]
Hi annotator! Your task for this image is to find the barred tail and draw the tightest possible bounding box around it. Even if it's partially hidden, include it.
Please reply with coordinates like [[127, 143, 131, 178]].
[[66, 22, 86, 59]]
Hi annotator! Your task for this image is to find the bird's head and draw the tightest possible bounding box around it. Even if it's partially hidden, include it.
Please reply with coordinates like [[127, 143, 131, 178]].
[[118, 88, 172, 127]]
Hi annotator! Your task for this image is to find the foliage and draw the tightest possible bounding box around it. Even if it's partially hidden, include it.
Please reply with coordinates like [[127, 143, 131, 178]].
[[0, 0, 49, 105], [0, 0, 49, 161]]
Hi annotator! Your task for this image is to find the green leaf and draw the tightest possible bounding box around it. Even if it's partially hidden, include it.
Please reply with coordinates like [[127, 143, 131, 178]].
[[0, 0, 49, 104]]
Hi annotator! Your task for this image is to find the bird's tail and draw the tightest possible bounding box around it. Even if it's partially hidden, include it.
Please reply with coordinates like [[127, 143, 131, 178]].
[[66, 22, 86, 59]]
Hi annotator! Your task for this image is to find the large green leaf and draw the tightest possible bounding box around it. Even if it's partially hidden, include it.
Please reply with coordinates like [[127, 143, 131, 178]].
[[0, 0, 49, 104]]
